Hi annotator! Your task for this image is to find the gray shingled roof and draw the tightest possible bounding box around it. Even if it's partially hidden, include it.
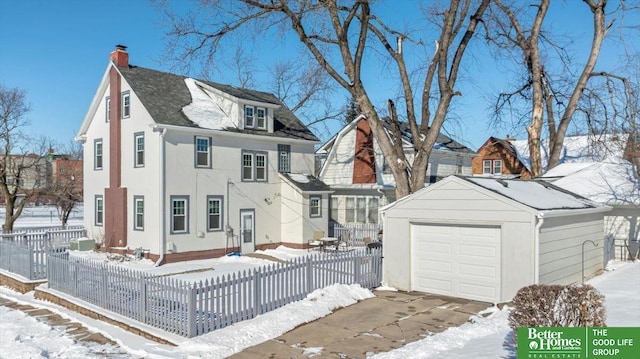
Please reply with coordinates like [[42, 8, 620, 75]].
[[382, 118, 475, 154], [280, 173, 333, 192], [117, 65, 318, 141]]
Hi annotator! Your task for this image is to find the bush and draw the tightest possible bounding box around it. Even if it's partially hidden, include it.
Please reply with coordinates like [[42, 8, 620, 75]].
[[508, 283, 606, 343]]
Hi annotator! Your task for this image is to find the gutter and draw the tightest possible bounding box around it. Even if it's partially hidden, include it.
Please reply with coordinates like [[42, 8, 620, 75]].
[[154, 127, 168, 266], [534, 213, 545, 284], [540, 206, 612, 218], [151, 123, 319, 145]]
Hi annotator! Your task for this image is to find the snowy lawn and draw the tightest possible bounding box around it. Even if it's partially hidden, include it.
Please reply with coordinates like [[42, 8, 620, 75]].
[[1, 255, 638, 358], [0, 204, 84, 229]]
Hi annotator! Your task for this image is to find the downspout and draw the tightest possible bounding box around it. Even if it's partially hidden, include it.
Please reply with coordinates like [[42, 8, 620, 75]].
[[534, 213, 545, 284], [155, 128, 168, 266]]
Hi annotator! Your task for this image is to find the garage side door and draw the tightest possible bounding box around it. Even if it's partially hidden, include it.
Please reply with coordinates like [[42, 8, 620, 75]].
[[411, 223, 501, 303]]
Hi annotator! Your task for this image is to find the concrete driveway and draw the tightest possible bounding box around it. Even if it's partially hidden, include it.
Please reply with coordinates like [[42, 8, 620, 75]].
[[230, 290, 491, 358]]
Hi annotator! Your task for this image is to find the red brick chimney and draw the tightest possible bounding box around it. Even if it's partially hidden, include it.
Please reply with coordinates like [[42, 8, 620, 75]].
[[109, 44, 129, 67]]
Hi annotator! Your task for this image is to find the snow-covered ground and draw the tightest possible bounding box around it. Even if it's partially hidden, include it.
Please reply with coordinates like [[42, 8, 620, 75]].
[[1, 258, 638, 358], [0, 204, 84, 229]]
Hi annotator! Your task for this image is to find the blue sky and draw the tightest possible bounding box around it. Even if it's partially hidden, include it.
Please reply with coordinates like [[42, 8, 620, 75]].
[[0, 1, 635, 152]]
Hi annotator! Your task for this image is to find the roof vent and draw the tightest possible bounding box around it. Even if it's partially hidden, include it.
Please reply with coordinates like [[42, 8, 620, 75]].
[[497, 179, 509, 188]]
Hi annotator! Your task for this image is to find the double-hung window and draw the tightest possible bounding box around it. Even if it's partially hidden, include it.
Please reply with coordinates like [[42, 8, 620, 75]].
[[482, 159, 503, 174], [356, 197, 367, 223], [244, 106, 267, 130], [105, 97, 110, 122], [278, 144, 290, 173], [95, 195, 104, 226], [256, 107, 266, 129], [122, 91, 130, 118], [244, 106, 254, 128], [345, 197, 355, 223], [171, 196, 189, 234], [195, 136, 211, 168], [134, 132, 144, 167], [134, 196, 144, 230], [310, 196, 321, 217], [368, 197, 379, 224], [94, 139, 103, 170], [330, 197, 339, 222], [242, 151, 267, 182], [207, 196, 223, 231]]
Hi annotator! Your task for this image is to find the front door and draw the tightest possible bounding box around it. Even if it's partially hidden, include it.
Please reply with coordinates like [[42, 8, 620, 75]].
[[240, 209, 255, 254]]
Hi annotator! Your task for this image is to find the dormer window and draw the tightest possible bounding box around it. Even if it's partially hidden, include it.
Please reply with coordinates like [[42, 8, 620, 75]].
[[245, 106, 254, 127], [244, 105, 267, 130]]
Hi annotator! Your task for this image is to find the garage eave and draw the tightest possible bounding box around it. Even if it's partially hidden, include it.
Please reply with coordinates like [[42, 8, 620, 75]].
[[538, 205, 613, 218]]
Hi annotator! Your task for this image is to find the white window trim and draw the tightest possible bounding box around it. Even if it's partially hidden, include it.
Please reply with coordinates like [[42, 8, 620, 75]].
[[244, 106, 254, 128], [244, 105, 267, 130], [241, 150, 268, 182]]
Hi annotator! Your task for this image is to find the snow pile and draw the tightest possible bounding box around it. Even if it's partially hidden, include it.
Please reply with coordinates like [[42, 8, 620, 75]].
[[182, 78, 236, 130]]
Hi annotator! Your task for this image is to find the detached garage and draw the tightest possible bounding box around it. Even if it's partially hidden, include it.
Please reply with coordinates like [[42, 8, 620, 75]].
[[382, 175, 611, 303]]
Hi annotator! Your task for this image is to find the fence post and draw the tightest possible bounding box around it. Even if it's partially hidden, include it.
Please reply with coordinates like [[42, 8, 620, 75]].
[[306, 256, 313, 293], [187, 284, 197, 338], [353, 254, 361, 285], [139, 276, 147, 324], [253, 268, 261, 317], [28, 242, 34, 280]]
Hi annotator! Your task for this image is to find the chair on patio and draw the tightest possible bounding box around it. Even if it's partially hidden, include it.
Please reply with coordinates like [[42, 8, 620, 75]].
[[363, 237, 372, 247], [336, 231, 351, 251], [308, 231, 324, 251]]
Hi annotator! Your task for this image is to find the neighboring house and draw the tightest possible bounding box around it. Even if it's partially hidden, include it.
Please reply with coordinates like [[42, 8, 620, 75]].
[[381, 175, 610, 303], [542, 157, 640, 260], [0, 154, 47, 205], [76, 45, 330, 264], [472, 133, 639, 177], [316, 115, 476, 226]]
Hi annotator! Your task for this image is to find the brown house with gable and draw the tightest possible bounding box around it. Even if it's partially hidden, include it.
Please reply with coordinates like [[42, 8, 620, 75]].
[[471, 136, 533, 179]]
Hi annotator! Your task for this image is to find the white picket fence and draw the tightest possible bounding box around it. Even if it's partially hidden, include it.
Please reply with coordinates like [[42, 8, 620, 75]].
[[0, 228, 87, 280], [47, 249, 383, 337]]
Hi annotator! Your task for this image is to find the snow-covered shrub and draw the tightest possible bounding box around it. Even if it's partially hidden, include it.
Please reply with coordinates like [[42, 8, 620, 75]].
[[509, 283, 607, 344], [553, 284, 606, 327], [509, 284, 565, 330]]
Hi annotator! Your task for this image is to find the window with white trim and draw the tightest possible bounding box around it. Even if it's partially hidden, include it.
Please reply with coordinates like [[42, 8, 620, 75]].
[[244, 106, 254, 128], [171, 196, 189, 234], [241, 151, 267, 182], [207, 196, 223, 231], [134, 196, 144, 230], [330, 197, 338, 222], [195, 136, 211, 168], [278, 144, 290, 173], [95, 195, 104, 226], [482, 159, 503, 174], [357, 197, 367, 223], [134, 133, 144, 167], [345, 197, 355, 223], [94, 139, 103, 170], [368, 197, 379, 224], [244, 106, 267, 130], [310, 196, 321, 217], [122, 91, 130, 118]]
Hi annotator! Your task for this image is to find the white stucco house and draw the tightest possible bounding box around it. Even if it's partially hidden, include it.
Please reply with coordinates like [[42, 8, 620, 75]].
[[381, 175, 611, 304], [542, 157, 640, 260], [76, 45, 331, 264], [316, 115, 476, 227]]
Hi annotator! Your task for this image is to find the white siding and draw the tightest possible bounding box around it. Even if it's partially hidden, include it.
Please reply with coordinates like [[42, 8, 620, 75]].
[[539, 213, 604, 284], [322, 129, 356, 185]]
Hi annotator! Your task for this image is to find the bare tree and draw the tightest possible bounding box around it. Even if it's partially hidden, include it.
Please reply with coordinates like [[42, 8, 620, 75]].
[[159, 0, 490, 199], [47, 140, 83, 228], [0, 84, 48, 231], [486, 0, 635, 176]]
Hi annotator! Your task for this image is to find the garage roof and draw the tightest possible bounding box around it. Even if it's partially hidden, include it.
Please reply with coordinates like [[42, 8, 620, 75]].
[[463, 176, 603, 211]]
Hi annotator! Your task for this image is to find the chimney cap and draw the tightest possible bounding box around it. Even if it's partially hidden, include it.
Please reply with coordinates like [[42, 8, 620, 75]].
[[115, 44, 128, 51]]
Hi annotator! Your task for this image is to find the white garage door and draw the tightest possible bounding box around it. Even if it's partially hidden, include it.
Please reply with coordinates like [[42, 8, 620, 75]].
[[411, 223, 501, 303]]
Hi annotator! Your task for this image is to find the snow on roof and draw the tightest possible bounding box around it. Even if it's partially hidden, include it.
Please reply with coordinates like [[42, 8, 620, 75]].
[[541, 162, 595, 178], [466, 177, 600, 211], [288, 173, 311, 183], [510, 134, 629, 171], [181, 78, 237, 130], [551, 158, 640, 206]]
